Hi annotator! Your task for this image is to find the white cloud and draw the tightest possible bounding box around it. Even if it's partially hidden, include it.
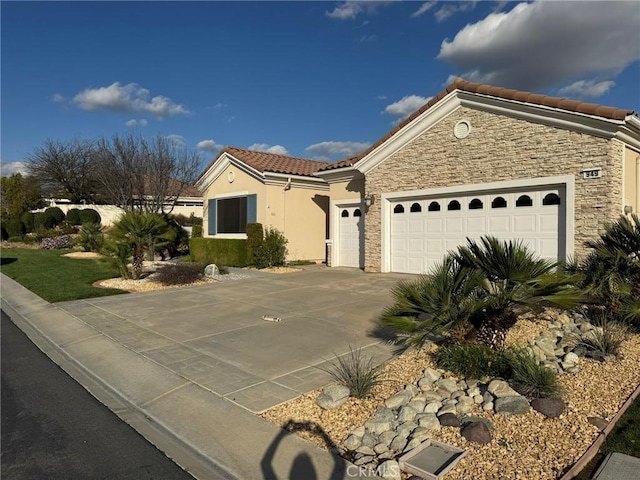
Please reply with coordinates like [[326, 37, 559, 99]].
[[326, 1, 393, 20], [384, 95, 431, 118], [197, 139, 224, 152], [305, 141, 370, 160], [434, 1, 476, 22], [125, 118, 148, 127], [1, 161, 29, 176], [73, 82, 190, 118], [437, 1, 640, 93], [165, 134, 186, 148], [411, 1, 436, 18], [52, 93, 65, 103], [248, 143, 289, 155], [558, 80, 616, 98]]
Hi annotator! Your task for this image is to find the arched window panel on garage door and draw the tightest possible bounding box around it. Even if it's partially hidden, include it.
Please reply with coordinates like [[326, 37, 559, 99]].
[[394, 204, 405, 214], [341, 209, 349, 217], [491, 196, 507, 208], [516, 195, 533, 207], [543, 193, 561, 205], [428, 201, 441, 212], [353, 209, 362, 217], [447, 200, 461, 211], [410, 202, 422, 213], [469, 198, 484, 210]]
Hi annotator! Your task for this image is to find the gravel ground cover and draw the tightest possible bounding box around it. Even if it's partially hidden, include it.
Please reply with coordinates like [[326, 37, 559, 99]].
[[262, 316, 640, 480]]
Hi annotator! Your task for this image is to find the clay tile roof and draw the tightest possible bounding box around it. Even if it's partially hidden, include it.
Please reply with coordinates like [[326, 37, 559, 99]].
[[221, 146, 327, 177], [320, 78, 636, 172]]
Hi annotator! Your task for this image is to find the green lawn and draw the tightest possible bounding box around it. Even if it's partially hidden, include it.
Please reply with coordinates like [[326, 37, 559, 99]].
[[603, 395, 640, 457], [1, 248, 127, 303]]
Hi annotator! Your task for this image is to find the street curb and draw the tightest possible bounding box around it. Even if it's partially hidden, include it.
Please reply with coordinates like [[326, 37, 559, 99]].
[[1, 284, 238, 480]]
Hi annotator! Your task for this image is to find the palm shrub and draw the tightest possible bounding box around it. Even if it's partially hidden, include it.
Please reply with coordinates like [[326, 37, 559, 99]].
[[507, 348, 565, 399], [108, 211, 169, 279], [320, 346, 384, 399], [579, 214, 640, 329], [454, 236, 581, 348], [155, 216, 189, 259], [381, 256, 481, 348], [78, 222, 104, 252], [101, 240, 132, 279]]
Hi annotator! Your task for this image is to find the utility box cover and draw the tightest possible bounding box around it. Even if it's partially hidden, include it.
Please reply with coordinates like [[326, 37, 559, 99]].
[[398, 439, 467, 480]]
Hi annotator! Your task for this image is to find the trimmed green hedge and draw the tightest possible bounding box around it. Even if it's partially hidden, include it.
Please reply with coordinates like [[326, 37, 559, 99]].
[[190, 238, 248, 267]]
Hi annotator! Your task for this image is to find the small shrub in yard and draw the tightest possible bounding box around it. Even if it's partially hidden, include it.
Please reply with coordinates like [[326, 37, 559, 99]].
[[246, 222, 264, 266], [78, 223, 104, 252], [79, 208, 101, 225], [66, 208, 82, 225], [191, 224, 203, 238], [45, 207, 65, 226], [252, 227, 288, 268], [507, 349, 565, 399], [571, 311, 629, 360], [433, 343, 511, 380], [21, 212, 35, 233], [155, 263, 202, 286], [320, 346, 384, 399], [1, 226, 8, 241], [34, 211, 56, 230], [42, 235, 73, 249], [5, 218, 26, 238]]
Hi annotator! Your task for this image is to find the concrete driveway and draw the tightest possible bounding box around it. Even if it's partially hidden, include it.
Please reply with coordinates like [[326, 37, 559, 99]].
[[57, 266, 411, 413]]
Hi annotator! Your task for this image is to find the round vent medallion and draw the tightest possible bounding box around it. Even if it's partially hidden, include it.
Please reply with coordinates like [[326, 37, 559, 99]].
[[228, 171, 235, 183], [454, 120, 471, 139]]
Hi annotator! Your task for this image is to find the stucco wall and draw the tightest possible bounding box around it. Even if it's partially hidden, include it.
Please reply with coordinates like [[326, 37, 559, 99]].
[[328, 176, 364, 200], [201, 164, 266, 235], [201, 163, 327, 261], [624, 145, 640, 215], [364, 107, 625, 272]]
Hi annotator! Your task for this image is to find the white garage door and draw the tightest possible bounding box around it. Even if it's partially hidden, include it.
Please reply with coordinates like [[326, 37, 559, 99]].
[[338, 206, 364, 268], [390, 187, 565, 274]]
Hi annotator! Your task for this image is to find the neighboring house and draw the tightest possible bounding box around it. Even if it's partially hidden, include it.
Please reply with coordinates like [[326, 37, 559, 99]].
[[196, 79, 640, 273]]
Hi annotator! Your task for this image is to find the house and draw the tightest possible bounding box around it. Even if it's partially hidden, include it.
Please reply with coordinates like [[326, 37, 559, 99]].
[[196, 79, 640, 273]]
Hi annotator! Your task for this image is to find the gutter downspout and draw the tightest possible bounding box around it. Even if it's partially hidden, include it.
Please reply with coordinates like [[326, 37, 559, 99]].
[[283, 177, 291, 235]]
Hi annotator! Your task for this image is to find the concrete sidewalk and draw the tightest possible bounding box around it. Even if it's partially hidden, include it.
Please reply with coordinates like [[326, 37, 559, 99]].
[[0, 269, 407, 479]]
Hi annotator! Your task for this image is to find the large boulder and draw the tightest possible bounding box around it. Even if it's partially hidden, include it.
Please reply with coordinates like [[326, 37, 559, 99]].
[[531, 398, 565, 418], [316, 384, 350, 410]]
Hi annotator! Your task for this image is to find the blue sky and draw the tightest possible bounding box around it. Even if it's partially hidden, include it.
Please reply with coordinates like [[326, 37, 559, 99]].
[[2, 1, 639, 176]]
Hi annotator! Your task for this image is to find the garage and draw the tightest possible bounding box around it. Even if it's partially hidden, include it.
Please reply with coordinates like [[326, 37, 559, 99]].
[[337, 206, 364, 268], [390, 186, 566, 274]]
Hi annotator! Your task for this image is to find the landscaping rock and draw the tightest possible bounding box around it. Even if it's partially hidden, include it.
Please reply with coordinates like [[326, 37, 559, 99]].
[[408, 399, 426, 413], [456, 402, 473, 414], [379, 460, 402, 480], [356, 445, 376, 456], [404, 438, 423, 452], [422, 368, 442, 384], [374, 443, 390, 455], [422, 391, 443, 403], [410, 426, 432, 442], [361, 433, 377, 447], [424, 401, 442, 413], [495, 396, 530, 415], [343, 435, 362, 451], [438, 413, 460, 427], [316, 384, 350, 409], [587, 416, 609, 431], [460, 416, 494, 431], [435, 378, 458, 394], [397, 405, 417, 423], [531, 398, 566, 418], [563, 352, 579, 366], [365, 417, 392, 435], [203, 264, 219, 277], [390, 435, 408, 453], [461, 421, 492, 444], [354, 455, 374, 466], [488, 380, 520, 398], [385, 390, 412, 409], [396, 422, 417, 439], [482, 401, 494, 412], [417, 413, 441, 431], [378, 430, 396, 446], [437, 403, 458, 415]]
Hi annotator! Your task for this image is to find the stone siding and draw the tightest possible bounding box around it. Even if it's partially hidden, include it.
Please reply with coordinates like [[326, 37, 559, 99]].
[[364, 108, 624, 272]]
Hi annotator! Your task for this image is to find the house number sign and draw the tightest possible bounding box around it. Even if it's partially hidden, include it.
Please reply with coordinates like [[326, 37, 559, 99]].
[[582, 169, 601, 179]]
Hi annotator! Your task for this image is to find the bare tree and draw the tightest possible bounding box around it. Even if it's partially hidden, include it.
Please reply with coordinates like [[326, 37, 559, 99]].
[[93, 133, 201, 214], [27, 139, 98, 203]]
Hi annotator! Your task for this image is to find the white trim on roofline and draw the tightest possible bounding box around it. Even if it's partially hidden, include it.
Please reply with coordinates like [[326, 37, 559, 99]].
[[315, 166, 361, 183], [264, 172, 329, 191], [356, 89, 640, 175], [196, 152, 264, 191], [379, 175, 575, 272]]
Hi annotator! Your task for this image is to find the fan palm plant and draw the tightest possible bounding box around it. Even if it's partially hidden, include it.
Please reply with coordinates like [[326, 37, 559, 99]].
[[454, 236, 582, 348], [380, 256, 482, 348], [108, 211, 169, 279]]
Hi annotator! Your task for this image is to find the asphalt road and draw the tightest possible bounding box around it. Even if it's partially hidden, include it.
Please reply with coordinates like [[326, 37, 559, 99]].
[[1, 309, 194, 480]]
